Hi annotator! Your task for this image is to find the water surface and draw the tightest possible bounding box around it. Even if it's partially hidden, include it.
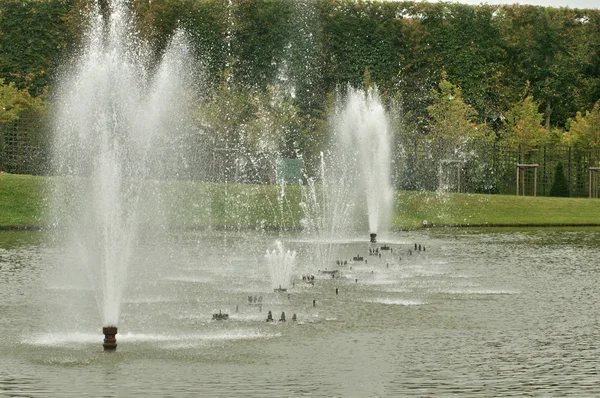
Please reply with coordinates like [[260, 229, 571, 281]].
[[1, 228, 599, 397]]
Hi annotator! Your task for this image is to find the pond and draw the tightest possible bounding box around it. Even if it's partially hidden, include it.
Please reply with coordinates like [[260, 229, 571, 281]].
[[1, 228, 599, 397]]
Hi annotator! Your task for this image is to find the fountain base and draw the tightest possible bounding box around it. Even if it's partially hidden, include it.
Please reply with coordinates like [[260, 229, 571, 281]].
[[274, 285, 288, 293], [212, 310, 229, 320], [370, 233, 377, 243], [103, 326, 117, 351]]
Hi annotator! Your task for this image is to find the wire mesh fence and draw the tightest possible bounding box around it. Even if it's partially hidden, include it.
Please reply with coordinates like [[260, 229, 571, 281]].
[[2, 117, 600, 197], [0, 116, 49, 175]]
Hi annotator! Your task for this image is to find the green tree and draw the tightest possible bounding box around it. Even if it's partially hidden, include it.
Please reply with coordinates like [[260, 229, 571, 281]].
[[418, 3, 510, 122], [562, 100, 600, 149], [196, 70, 256, 148], [426, 76, 490, 154], [0, 78, 45, 123], [502, 95, 546, 157], [229, 0, 293, 89], [319, 0, 405, 93], [246, 83, 303, 157], [499, 6, 590, 130], [0, 0, 84, 96], [133, 0, 229, 93]]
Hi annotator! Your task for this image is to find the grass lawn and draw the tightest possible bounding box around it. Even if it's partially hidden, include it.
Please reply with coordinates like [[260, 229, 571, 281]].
[[395, 190, 600, 229], [0, 174, 46, 228], [2, 173, 600, 230]]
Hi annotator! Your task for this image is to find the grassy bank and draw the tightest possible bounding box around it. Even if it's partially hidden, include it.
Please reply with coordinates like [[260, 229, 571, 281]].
[[0, 174, 46, 228], [3, 173, 600, 230], [395, 190, 600, 229]]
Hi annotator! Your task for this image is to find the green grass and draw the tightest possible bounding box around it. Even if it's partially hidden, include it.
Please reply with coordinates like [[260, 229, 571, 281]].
[[0, 174, 46, 227], [3, 173, 600, 230], [395, 190, 600, 229]]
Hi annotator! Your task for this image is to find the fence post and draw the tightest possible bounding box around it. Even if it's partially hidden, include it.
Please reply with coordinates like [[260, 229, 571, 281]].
[[533, 167, 537, 196]]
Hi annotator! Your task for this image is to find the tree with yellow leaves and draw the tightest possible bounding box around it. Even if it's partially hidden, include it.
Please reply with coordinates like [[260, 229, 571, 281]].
[[0, 79, 45, 123], [562, 100, 600, 150], [502, 95, 547, 158], [426, 76, 491, 156]]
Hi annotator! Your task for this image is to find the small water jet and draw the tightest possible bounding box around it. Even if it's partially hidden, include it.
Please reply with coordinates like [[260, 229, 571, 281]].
[[266, 241, 297, 292], [300, 152, 354, 266]]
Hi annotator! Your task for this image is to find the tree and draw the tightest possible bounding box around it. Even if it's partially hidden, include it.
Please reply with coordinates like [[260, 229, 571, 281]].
[[562, 100, 600, 149], [498, 6, 590, 130], [502, 95, 546, 158], [426, 76, 490, 154], [0, 0, 84, 96], [195, 70, 256, 148], [246, 83, 303, 157], [0, 79, 45, 123], [319, 0, 405, 93]]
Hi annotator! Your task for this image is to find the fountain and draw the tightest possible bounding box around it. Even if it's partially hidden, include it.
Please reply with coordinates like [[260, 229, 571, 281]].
[[265, 241, 297, 292], [301, 87, 393, 260], [334, 87, 394, 241], [50, 0, 193, 350]]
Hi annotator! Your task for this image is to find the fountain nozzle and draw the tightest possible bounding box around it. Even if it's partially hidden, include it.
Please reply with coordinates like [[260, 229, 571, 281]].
[[103, 326, 117, 351], [370, 233, 377, 243]]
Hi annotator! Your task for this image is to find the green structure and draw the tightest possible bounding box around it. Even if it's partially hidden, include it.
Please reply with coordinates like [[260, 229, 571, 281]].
[[276, 158, 303, 185]]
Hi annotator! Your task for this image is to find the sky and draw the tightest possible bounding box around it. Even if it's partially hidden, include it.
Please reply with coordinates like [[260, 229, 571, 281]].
[[419, 0, 599, 9]]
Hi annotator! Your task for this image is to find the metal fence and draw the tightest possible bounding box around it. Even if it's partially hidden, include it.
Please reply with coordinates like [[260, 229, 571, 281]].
[[2, 118, 600, 197], [0, 116, 48, 175], [395, 142, 600, 197]]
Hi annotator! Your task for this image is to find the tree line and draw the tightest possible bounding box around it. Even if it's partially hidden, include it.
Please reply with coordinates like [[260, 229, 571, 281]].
[[1, 0, 600, 189]]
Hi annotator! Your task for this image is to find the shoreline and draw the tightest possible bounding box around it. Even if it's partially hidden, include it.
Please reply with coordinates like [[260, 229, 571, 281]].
[[4, 223, 600, 232]]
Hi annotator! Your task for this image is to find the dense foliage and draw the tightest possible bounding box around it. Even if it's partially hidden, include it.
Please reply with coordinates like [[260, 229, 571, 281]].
[[1, 0, 600, 191]]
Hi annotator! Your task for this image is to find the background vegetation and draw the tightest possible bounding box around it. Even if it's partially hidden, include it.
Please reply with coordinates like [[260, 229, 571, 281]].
[[1, 0, 600, 196]]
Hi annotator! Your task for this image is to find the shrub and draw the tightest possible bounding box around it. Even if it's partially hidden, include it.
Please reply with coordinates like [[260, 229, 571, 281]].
[[549, 162, 569, 197]]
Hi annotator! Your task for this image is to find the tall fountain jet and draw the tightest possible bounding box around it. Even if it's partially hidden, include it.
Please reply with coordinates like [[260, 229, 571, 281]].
[[300, 87, 392, 263], [50, 0, 193, 350], [333, 87, 394, 242]]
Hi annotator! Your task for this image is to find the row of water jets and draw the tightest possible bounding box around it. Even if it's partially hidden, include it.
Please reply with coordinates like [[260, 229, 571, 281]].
[[50, 1, 393, 349]]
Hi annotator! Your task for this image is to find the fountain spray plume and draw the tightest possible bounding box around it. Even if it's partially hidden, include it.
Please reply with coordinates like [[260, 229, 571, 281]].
[[333, 86, 394, 241], [50, 0, 194, 350], [266, 241, 297, 292], [300, 151, 354, 266]]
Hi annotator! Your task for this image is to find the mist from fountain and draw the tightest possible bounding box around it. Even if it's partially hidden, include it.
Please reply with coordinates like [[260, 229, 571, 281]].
[[300, 152, 354, 266], [50, 0, 193, 328], [265, 240, 297, 291], [334, 86, 394, 237]]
